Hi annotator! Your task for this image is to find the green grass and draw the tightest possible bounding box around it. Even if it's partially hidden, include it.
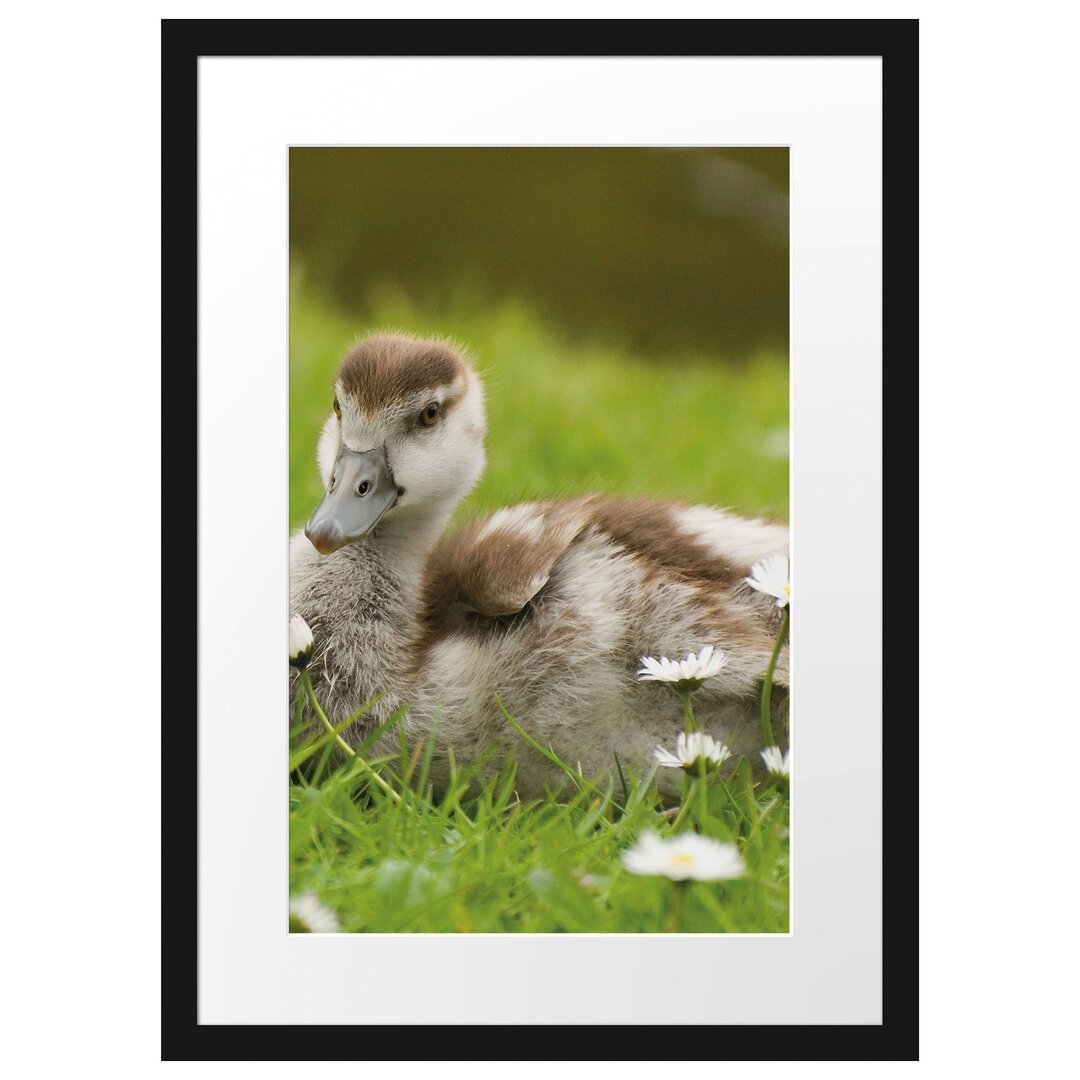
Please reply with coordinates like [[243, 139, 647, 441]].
[[289, 278, 790, 933], [290, 699, 789, 934]]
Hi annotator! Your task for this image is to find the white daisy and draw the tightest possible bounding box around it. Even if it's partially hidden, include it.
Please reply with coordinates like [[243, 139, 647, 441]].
[[289, 614, 314, 669], [637, 644, 728, 692], [746, 553, 790, 608], [289, 892, 339, 933], [621, 831, 745, 882], [760, 745, 791, 778], [654, 731, 731, 771]]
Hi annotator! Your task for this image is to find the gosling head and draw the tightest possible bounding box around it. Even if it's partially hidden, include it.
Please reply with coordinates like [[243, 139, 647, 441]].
[[304, 334, 486, 555]]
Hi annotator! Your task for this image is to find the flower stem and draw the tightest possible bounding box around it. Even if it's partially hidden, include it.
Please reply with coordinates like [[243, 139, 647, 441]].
[[760, 607, 790, 748], [670, 779, 699, 832], [664, 880, 688, 933], [302, 668, 353, 757], [698, 753, 709, 827], [681, 692, 697, 735], [300, 669, 401, 804]]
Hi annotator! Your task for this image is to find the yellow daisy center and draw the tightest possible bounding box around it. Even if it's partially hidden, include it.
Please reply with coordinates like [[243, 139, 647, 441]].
[[670, 852, 696, 866]]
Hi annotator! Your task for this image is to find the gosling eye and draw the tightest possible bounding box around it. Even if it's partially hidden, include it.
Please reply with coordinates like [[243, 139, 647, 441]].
[[418, 401, 440, 428], [333, 397, 341, 420]]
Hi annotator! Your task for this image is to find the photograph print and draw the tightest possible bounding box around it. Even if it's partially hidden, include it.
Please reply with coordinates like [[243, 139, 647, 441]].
[[286, 147, 791, 934]]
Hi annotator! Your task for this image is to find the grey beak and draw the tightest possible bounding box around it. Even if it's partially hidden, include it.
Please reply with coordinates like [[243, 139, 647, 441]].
[[304, 445, 400, 555]]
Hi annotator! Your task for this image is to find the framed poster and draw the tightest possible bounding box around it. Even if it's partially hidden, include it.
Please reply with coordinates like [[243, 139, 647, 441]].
[[163, 18, 917, 1059]]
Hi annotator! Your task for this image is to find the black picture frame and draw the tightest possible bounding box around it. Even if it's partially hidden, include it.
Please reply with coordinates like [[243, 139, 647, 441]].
[[162, 18, 917, 1061]]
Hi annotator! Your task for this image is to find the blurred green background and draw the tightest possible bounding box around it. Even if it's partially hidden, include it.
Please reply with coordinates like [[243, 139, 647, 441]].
[[290, 147, 789, 530]]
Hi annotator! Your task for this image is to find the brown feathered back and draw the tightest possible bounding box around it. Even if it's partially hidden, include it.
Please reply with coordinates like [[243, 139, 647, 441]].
[[417, 495, 786, 654]]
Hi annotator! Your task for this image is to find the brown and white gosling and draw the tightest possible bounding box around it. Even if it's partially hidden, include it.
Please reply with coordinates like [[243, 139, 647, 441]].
[[289, 333, 789, 797]]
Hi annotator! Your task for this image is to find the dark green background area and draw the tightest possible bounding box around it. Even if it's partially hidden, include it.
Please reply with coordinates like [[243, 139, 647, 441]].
[[290, 147, 788, 359], [289, 147, 790, 532]]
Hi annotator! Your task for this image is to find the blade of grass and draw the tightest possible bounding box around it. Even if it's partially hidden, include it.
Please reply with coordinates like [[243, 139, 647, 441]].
[[415, 713, 440, 798], [356, 704, 408, 756], [289, 713, 366, 772], [613, 750, 629, 808], [497, 697, 625, 813], [403, 737, 425, 786], [310, 737, 335, 787]]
